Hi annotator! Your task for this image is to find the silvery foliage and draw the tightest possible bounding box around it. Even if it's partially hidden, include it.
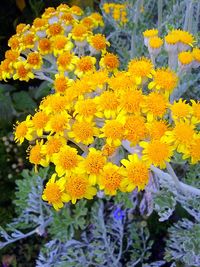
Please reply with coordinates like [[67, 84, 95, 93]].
[[0, 168, 52, 249], [165, 219, 200, 266], [37, 201, 153, 267]]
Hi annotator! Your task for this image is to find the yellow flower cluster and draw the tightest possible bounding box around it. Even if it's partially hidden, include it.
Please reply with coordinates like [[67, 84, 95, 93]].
[[102, 3, 128, 25], [0, 4, 105, 82], [4, 7, 200, 209]]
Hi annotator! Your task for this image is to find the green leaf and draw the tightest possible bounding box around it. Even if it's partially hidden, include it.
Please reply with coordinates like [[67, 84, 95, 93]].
[[33, 81, 51, 100], [12, 91, 37, 112]]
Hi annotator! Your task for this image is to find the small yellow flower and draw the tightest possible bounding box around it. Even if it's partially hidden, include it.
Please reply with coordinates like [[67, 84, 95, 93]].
[[80, 148, 106, 185], [32, 111, 49, 137], [13, 62, 34, 82], [128, 57, 153, 84], [170, 99, 191, 121], [100, 52, 119, 72], [68, 120, 99, 145], [52, 145, 82, 177], [142, 92, 168, 121], [183, 136, 200, 164], [74, 97, 97, 122], [164, 121, 195, 153], [28, 140, 48, 171], [88, 34, 109, 53], [100, 115, 125, 147], [121, 154, 149, 191], [27, 52, 43, 69], [14, 115, 33, 144], [146, 119, 169, 140], [95, 91, 120, 119], [51, 35, 73, 56], [54, 74, 72, 94], [64, 172, 96, 204], [124, 115, 147, 146], [140, 140, 173, 169], [74, 56, 96, 77], [45, 112, 70, 135], [42, 135, 66, 162], [191, 100, 200, 124], [178, 51, 193, 66], [119, 89, 144, 114], [38, 38, 52, 55], [42, 173, 70, 210], [98, 162, 124, 195], [148, 68, 178, 96], [57, 51, 77, 72]]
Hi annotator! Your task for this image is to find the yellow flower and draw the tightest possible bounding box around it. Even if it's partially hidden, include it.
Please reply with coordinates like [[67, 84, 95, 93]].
[[13, 62, 34, 81], [100, 115, 125, 147], [64, 172, 96, 204], [42, 135, 66, 162], [51, 35, 73, 56], [148, 36, 163, 49], [146, 119, 169, 140], [80, 148, 106, 185], [108, 72, 136, 91], [52, 145, 82, 177], [98, 162, 124, 195], [70, 5, 83, 17], [57, 51, 77, 72], [89, 13, 104, 27], [121, 154, 149, 191], [0, 59, 14, 81], [192, 48, 200, 62], [81, 17, 95, 30], [191, 100, 200, 124], [46, 23, 64, 37], [74, 56, 96, 77], [183, 136, 200, 164], [164, 121, 195, 153], [41, 94, 70, 114], [8, 35, 20, 51], [14, 115, 33, 144], [28, 140, 48, 171], [148, 68, 178, 96], [143, 29, 158, 38], [21, 33, 36, 50], [71, 24, 89, 42], [27, 52, 43, 69], [124, 115, 147, 146], [128, 57, 153, 84], [142, 92, 168, 121], [74, 97, 97, 122], [100, 52, 119, 72], [95, 91, 119, 119], [170, 99, 191, 121], [88, 34, 109, 53], [32, 111, 49, 137], [119, 89, 144, 114], [54, 74, 72, 94], [140, 140, 173, 169], [42, 173, 70, 210], [45, 112, 70, 135], [38, 38, 52, 55], [178, 51, 193, 66], [68, 120, 99, 145]]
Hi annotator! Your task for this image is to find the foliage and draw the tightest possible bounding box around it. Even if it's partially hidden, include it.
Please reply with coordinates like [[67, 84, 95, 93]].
[[0, 0, 200, 266], [165, 219, 200, 266]]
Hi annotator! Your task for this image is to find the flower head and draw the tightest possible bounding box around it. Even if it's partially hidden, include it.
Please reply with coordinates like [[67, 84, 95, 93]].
[[121, 154, 149, 191], [140, 140, 173, 169], [42, 174, 69, 210]]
